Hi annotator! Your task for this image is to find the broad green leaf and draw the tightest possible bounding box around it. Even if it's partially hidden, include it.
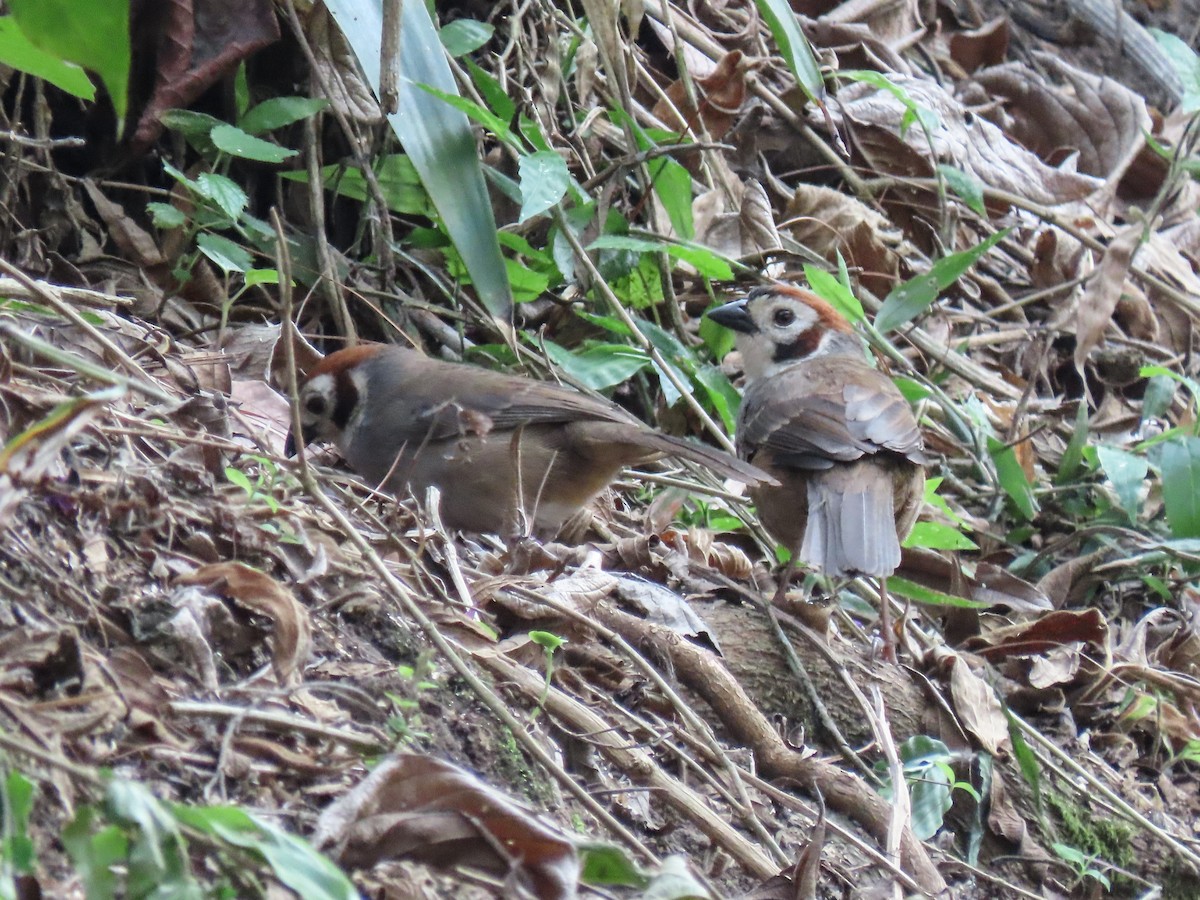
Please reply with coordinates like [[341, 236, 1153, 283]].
[[196, 232, 253, 274], [927, 228, 1010, 289], [0, 17, 94, 98], [210, 123, 297, 163], [579, 843, 647, 887], [323, 0, 511, 318], [618, 116, 694, 238], [937, 163, 987, 216], [1151, 29, 1200, 113], [1095, 444, 1147, 521], [441, 18, 494, 56], [1160, 436, 1200, 537], [172, 806, 356, 900], [541, 341, 650, 390], [194, 173, 248, 221], [62, 808, 125, 900], [893, 376, 933, 404], [904, 521, 978, 551], [987, 436, 1038, 520], [284, 156, 434, 217], [753, 0, 825, 106], [518, 150, 570, 222], [9, 0, 129, 132], [695, 365, 740, 433], [147, 202, 187, 230], [238, 96, 328, 135], [244, 268, 280, 287], [103, 780, 178, 870]]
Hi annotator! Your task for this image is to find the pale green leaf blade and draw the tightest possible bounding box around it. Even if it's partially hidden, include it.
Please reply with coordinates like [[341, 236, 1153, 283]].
[[0, 17, 95, 99]]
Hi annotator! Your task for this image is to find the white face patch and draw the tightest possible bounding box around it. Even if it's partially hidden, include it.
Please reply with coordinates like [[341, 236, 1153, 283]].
[[736, 294, 821, 380], [299, 373, 337, 435]]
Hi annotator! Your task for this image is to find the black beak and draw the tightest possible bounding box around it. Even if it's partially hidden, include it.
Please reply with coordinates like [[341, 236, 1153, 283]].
[[706, 297, 756, 334], [284, 423, 314, 458]]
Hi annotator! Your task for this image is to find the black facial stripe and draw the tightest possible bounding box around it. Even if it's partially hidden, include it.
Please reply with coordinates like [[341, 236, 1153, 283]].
[[773, 325, 822, 362], [331, 373, 358, 431]]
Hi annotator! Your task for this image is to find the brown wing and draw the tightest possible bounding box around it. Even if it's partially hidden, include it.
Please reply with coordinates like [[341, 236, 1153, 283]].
[[370, 348, 643, 441], [737, 356, 925, 471]]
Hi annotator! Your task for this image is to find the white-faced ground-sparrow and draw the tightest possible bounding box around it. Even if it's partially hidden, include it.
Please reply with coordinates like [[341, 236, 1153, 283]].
[[707, 284, 927, 660], [286, 343, 775, 537]]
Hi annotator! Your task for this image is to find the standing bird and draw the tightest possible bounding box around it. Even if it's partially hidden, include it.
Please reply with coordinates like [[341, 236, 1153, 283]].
[[286, 343, 775, 538], [707, 284, 927, 661]]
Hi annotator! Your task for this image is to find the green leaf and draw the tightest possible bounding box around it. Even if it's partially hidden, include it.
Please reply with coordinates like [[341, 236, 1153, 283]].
[[465, 59, 516, 122], [875, 229, 1010, 333], [172, 806, 356, 900], [243, 269, 280, 287], [194, 173, 248, 221], [196, 233, 254, 274], [903, 521, 978, 551], [1160, 436, 1200, 537], [987, 436, 1037, 520], [803, 265, 864, 322], [146, 202, 186, 230], [62, 808, 125, 900], [0, 17, 95, 98], [1151, 29, 1200, 113], [529, 630, 566, 652], [416, 82, 518, 146], [937, 164, 987, 216], [542, 341, 650, 390], [440, 19, 494, 57], [225, 467, 254, 494], [210, 123, 297, 163], [323, 0, 511, 318], [9, 0, 129, 133], [1095, 444, 1147, 522], [753, 0, 825, 106], [518, 150, 571, 222], [885, 576, 990, 609], [694, 365, 740, 433], [579, 843, 647, 888], [238, 96, 328, 135], [1054, 402, 1090, 485], [587, 235, 733, 279]]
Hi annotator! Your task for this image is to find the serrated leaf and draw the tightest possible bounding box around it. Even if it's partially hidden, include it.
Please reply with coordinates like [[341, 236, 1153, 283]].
[[194, 172, 248, 221], [147, 202, 186, 230]]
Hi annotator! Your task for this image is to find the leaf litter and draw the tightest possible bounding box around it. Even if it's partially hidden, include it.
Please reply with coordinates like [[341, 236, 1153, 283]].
[[1, 0, 1199, 897]]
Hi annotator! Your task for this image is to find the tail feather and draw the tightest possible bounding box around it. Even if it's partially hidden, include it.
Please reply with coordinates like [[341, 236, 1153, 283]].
[[802, 469, 900, 576], [576, 421, 777, 486]]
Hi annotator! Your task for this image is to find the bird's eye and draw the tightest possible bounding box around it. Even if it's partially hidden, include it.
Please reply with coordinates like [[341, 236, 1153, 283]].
[[305, 395, 327, 416], [772, 307, 795, 326]]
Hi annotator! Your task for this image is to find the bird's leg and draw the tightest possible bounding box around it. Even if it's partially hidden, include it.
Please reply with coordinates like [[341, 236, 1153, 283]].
[[879, 575, 898, 664], [771, 553, 800, 607]]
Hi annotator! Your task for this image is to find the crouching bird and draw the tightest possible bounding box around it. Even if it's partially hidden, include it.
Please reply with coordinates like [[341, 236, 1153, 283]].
[[285, 343, 775, 538], [707, 284, 927, 661]]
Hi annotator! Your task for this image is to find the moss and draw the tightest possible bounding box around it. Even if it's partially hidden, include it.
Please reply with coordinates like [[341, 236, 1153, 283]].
[[1046, 790, 1134, 869]]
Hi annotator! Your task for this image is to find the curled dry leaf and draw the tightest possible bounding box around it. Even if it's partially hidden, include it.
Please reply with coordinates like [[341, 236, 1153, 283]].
[[313, 753, 580, 900], [1072, 222, 1143, 372], [829, 74, 1101, 205], [652, 50, 751, 141], [971, 53, 1149, 187], [694, 177, 782, 259], [943, 654, 1010, 755], [178, 561, 312, 686], [972, 608, 1108, 661]]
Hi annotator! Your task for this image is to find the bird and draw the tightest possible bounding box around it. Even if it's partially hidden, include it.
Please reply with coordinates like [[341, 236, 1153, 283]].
[[285, 343, 776, 537], [707, 284, 927, 661]]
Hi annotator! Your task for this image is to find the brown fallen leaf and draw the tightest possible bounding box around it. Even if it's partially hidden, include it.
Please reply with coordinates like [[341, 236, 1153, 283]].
[[1073, 222, 1144, 374], [178, 562, 312, 686], [314, 753, 580, 900]]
